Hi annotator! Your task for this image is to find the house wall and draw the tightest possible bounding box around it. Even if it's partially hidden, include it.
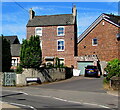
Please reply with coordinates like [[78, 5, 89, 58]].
[[78, 20, 119, 62], [11, 56, 20, 69], [118, 36, 120, 60], [27, 25, 76, 67]]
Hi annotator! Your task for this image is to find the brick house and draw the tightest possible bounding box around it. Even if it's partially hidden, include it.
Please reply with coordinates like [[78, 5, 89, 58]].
[[26, 6, 77, 67], [77, 13, 120, 74], [4, 36, 21, 69]]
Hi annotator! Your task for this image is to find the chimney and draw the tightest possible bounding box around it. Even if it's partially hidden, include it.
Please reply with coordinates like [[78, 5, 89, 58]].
[[29, 8, 35, 20], [72, 5, 77, 17], [72, 5, 77, 24]]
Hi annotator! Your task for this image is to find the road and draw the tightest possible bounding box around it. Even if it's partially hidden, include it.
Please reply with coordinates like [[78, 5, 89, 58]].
[[2, 76, 119, 110], [31, 76, 106, 93]]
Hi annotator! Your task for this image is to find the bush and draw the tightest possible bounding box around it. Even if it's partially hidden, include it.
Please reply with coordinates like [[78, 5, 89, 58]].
[[103, 78, 109, 84], [20, 35, 42, 69], [16, 65, 23, 74], [104, 59, 120, 81]]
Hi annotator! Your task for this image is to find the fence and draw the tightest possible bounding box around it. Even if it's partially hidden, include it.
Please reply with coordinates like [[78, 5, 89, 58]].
[[3, 72, 16, 86]]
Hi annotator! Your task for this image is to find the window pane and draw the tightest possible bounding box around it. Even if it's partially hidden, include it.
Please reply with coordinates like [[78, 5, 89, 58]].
[[94, 39, 97, 44], [58, 27, 63, 31], [93, 38, 98, 46], [58, 41, 61, 45], [58, 46, 61, 50], [62, 46, 64, 50], [61, 41, 64, 45], [58, 32, 61, 35]]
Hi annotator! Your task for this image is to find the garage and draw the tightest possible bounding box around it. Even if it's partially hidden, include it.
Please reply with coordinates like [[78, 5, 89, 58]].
[[77, 61, 93, 75]]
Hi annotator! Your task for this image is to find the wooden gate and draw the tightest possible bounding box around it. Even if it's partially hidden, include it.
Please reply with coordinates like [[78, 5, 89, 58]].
[[3, 72, 16, 86]]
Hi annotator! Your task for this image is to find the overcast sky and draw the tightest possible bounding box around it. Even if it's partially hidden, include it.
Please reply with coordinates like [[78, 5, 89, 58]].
[[1, 1, 119, 43]]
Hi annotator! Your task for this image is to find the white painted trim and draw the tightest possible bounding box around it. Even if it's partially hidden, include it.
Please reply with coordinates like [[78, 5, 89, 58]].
[[57, 26, 65, 36], [59, 58, 65, 65], [78, 14, 103, 43], [103, 18, 120, 27], [35, 27, 42, 36], [92, 38, 98, 46], [57, 39, 65, 51], [78, 14, 120, 43]]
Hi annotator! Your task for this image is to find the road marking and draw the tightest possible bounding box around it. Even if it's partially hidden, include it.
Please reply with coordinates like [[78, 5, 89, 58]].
[[67, 100, 82, 104], [52, 97, 68, 102], [2, 101, 37, 110], [83, 102, 110, 109], [2, 90, 112, 109], [51, 97, 110, 109], [2, 90, 28, 95], [19, 91, 28, 95]]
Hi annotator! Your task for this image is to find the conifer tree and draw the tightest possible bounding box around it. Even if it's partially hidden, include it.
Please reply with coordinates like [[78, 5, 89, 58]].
[[1, 35, 11, 72], [20, 35, 42, 69]]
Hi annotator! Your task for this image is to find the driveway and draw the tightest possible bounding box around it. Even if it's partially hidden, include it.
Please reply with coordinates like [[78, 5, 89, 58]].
[[31, 76, 106, 93]]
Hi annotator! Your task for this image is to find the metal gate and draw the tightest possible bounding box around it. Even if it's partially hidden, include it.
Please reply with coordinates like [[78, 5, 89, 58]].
[[3, 72, 16, 86]]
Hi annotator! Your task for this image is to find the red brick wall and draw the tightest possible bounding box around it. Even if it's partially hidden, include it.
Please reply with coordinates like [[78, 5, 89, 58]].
[[78, 20, 119, 62], [27, 25, 76, 67], [118, 40, 120, 60]]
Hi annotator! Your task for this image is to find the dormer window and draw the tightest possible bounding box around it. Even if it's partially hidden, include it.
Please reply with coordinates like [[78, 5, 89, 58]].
[[57, 26, 65, 36], [92, 38, 98, 46], [35, 27, 42, 36]]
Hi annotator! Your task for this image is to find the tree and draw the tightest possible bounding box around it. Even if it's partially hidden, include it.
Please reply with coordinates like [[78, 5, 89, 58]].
[[20, 35, 42, 69], [1, 35, 11, 72], [104, 58, 120, 80]]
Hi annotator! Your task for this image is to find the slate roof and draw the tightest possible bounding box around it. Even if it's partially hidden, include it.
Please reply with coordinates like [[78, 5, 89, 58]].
[[4, 36, 20, 44], [104, 13, 120, 25], [27, 14, 74, 27], [11, 44, 21, 57], [78, 13, 120, 43]]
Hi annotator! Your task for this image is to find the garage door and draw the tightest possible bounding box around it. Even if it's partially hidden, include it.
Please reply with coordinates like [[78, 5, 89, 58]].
[[77, 61, 93, 75]]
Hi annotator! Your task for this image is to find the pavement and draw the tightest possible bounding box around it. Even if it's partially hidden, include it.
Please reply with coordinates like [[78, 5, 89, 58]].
[[107, 90, 119, 96], [1, 101, 21, 109]]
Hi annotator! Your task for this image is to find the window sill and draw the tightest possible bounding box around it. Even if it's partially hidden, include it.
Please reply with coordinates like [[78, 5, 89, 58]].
[[57, 50, 64, 52], [92, 45, 98, 46], [57, 35, 65, 37]]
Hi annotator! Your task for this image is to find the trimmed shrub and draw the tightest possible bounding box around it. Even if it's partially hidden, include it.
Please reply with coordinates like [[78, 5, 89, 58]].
[[104, 59, 120, 81]]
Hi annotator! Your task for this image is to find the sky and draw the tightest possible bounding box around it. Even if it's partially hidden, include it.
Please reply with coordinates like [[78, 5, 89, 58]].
[[1, 1, 119, 43]]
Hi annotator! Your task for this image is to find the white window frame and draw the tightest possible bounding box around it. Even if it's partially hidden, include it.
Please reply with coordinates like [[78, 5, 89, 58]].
[[57, 26, 65, 36], [57, 39, 65, 51], [12, 58, 18, 66], [35, 27, 42, 36], [59, 58, 65, 65], [92, 38, 98, 46]]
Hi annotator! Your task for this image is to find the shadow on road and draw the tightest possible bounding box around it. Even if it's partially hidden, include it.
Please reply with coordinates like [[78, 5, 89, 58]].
[[1, 93, 23, 98]]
